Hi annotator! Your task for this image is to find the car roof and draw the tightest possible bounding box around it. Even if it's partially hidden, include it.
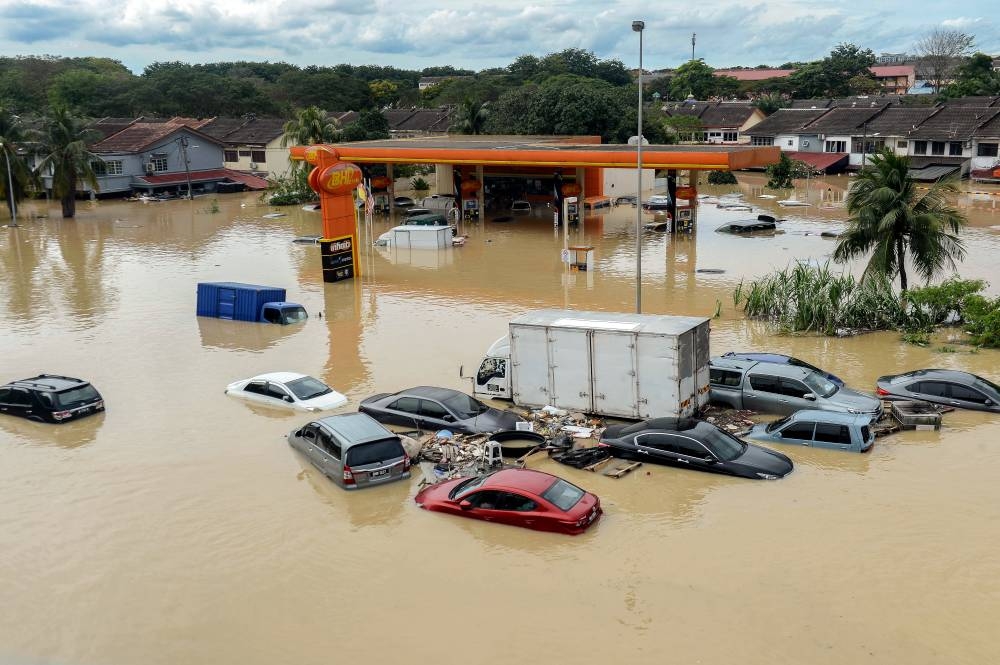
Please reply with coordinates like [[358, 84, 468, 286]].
[[5, 374, 89, 391], [316, 413, 395, 445], [397, 386, 465, 401], [783, 410, 873, 425], [625, 417, 700, 433], [712, 357, 811, 379], [247, 372, 309, 384], [891, 368, 982, 383], [483, 468, 560, 495]]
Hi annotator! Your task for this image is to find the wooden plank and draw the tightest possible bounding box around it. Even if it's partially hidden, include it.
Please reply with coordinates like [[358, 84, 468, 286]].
[[582, 456, 613, 473], [604, 461, 642, 478], [515, 446, 545, 467]]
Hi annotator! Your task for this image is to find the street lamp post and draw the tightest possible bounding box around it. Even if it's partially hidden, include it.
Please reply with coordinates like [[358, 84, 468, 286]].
[[633, 19, 644, 314], [0, 142, 17, 228]]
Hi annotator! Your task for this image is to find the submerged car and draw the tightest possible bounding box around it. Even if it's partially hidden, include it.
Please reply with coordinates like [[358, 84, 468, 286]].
[[394, 196, 416, 208], [709, 356, 880, 417], [0, 374, 105, 424], [720, 351, 845, 386], [414, 468, 602, 535], [288, 413, 410, 489], [359, 386, 524, 434], [225, 372, 348, 412], [875, 369, 1000, 413], [715, 219, 778, 234], [598, 417, 793, 480], [641, 194, 673, 211], [747, 410, 875, 452], [511, 200, 532, 213]]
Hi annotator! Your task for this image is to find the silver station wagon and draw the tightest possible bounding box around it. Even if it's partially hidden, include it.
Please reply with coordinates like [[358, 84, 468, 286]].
[[746, 410, 876, 453], [288, 413, 411, 489]]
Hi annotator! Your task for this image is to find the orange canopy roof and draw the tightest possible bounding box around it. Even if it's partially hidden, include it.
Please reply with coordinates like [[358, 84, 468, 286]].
[[290, 136, 779, 171]]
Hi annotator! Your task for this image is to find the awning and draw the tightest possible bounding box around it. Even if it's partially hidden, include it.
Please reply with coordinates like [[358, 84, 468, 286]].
[[135, 168, 270, 190], [786, 151, 849, 173], [907, 164, 961, 182]]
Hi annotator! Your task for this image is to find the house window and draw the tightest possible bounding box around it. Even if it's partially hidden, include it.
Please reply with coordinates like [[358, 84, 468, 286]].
[[91, 161, 107, 176], [224, 150, 238, 162], [852, 138, 885, 153], [786, 139, 793, 146], [897, 140, 907, 149], [723, 131, 738, 142], [250, 150, 266, 164], [751, 136, 773, 146], [949, 142, 963, 156], [978, 143, 999, 157], [238, 150, 251, 157], [825, 140, 846, 153], [150, 156, 168, 172], [914, 141, 927, 154], [931, 141, 945, 155]]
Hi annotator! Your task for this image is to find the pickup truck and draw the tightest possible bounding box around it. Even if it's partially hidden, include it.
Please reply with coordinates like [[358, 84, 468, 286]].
[[708, 356, 881, 416]]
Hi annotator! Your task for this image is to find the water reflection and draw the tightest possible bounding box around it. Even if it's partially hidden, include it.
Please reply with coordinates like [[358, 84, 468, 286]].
[[294, 454, 409, 529], [0, 412, 105, 449], [196, 316, 304, 352]]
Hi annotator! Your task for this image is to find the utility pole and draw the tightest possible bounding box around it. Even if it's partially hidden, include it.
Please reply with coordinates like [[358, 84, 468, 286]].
[[691, 33, 696, 61], [180, 136, 193, 199], [1, 142, 17, 227]]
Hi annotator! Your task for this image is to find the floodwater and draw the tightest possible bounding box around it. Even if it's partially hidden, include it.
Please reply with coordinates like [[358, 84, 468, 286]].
[[2, 173, 1000, 665]]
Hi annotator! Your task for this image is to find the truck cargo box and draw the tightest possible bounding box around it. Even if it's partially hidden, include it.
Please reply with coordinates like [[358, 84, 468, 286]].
[[196, 282, 287, 322], [474, 309, 711, 419]]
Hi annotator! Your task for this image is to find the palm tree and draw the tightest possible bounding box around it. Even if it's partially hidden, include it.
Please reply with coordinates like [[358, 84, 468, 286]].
[[0, 107, 36, 222], [833, 148, 966, 292], [35, 106, 101, 219], [281, 106, 340, 147], [451, 98, 490, 135]]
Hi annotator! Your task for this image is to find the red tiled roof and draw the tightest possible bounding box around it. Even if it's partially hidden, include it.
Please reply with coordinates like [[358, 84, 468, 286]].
[[714, 69, 794, 81], [135, 168, 269, 190], [870, 65, 914, 78], [787, 151, 850, 172]]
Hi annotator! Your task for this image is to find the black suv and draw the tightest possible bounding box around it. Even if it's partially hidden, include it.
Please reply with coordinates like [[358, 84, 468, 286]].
[[0, 375, 105, 423]]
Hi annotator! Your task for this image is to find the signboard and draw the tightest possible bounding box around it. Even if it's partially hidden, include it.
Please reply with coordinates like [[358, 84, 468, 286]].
[[320, 235, 356, 283]]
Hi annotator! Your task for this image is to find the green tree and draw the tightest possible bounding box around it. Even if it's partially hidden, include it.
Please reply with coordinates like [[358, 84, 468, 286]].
[[766, 152, 810, 188], [833, 148, 967, 292], [34, 106, 101, 219], [788, 43, 875, 98], [0, 107, 36, 221], [281, 106, 340, 147], [339, 109, 390, 142], [507, 55, 541, 83], [943, 53, 1000, 97], [369, 79, 399, 108], [753, 93, 789, 115], [668, 60, 728, 100], [450, 98, 490, 134], [662, 115, 704, 142]]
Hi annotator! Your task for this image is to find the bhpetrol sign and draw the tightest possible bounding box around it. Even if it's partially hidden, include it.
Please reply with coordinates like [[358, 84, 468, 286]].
[[317, 162, 363, 195]]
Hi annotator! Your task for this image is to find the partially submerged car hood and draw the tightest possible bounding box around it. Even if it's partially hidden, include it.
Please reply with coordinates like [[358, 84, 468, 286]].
[[732, 443, 793, 477], [461, 408, 524, 433], [830, 387, 882, 415]]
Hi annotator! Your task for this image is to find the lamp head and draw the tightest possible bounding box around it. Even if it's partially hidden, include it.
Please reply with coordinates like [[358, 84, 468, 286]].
[[632, 20, 645, 32]]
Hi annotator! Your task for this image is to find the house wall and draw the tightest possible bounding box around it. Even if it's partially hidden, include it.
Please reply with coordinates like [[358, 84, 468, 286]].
[[971, 138, 1000, 170], [776, 134, 803, 151], [223, 138, 294, 179], [603, 167, 656, 196]]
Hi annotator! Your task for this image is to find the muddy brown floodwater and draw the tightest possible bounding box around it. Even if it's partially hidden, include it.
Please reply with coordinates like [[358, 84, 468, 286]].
[[2, 173, 1000, 665]]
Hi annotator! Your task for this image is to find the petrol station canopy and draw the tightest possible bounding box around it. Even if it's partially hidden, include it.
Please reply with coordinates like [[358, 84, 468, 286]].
[[322, 135, 780, 171]]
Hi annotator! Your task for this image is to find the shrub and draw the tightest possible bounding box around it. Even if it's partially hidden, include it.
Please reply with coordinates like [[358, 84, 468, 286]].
[[707, 170, 737, 185]]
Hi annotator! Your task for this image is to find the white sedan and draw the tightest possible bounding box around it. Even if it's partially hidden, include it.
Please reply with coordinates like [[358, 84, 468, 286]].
[[225, 372, 348, 412]]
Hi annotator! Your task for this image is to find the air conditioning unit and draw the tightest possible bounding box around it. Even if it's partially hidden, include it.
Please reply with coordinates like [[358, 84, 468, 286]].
[[802, 140, 810, 147], [145, 162, 155, 173], [249, 162, 258, 170]]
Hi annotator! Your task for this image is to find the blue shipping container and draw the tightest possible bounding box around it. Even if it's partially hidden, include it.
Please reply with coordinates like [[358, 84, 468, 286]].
[[196, 282, 287, 322]]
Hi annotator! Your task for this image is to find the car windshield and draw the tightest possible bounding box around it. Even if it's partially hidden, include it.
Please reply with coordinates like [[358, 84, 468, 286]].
[[541, 478, 585, 511], [55, 385, 100, 407], [441, 392, 489, 419], [285, 376, 332, 400], [699, 426, 747, 461], [765, 416, 791, 433], [803, 371, 838, 397], [282, 307, 308, 324], [345, 438, 404, 467], [450, 473, 495, 499], [974, 377, 1000, 396]]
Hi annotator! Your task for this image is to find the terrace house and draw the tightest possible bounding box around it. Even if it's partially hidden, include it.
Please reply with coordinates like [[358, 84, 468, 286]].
[[905, 105, 1000, 179], [971, 111, 1000, 181], [200, 117, 292, 178], [662, 101, 765, 144], [796, 105, 887, 169]]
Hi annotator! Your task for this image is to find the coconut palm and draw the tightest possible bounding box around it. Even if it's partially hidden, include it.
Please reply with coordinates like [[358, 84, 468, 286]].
[[35, 106, 101, 219], [451, 98, 490, 135], [0, 107, 36, 221], [281, 106, 340, 147], [833, 148, 966, 292]]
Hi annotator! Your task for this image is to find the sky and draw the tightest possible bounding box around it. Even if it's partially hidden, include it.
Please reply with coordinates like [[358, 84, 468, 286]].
[[0, 0, 997, 74]]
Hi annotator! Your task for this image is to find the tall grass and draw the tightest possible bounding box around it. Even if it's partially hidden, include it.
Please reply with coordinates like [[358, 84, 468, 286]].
[[735, 262, 907, 335]]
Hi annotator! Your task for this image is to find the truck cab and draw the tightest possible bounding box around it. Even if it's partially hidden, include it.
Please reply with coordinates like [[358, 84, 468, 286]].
[[260, 302, 308, 325], [473, 337, 512, 399]]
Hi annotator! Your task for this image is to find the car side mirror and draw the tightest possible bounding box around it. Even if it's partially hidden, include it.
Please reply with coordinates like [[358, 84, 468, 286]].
[[442, 414, 455, 422], [459, 500, 473, 510], [985, 399, 994, 406], [803, 393, 816, 401]]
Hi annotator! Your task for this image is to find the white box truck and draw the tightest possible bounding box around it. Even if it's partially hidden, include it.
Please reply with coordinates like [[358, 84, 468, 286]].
[[471, 309, 711, 419]]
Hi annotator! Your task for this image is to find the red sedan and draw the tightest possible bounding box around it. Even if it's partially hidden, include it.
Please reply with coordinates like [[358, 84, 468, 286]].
[[414, 468, 602, 535]]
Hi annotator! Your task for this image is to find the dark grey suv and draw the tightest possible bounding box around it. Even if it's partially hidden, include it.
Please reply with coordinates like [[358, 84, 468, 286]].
[[0, 375, 105, 424]]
